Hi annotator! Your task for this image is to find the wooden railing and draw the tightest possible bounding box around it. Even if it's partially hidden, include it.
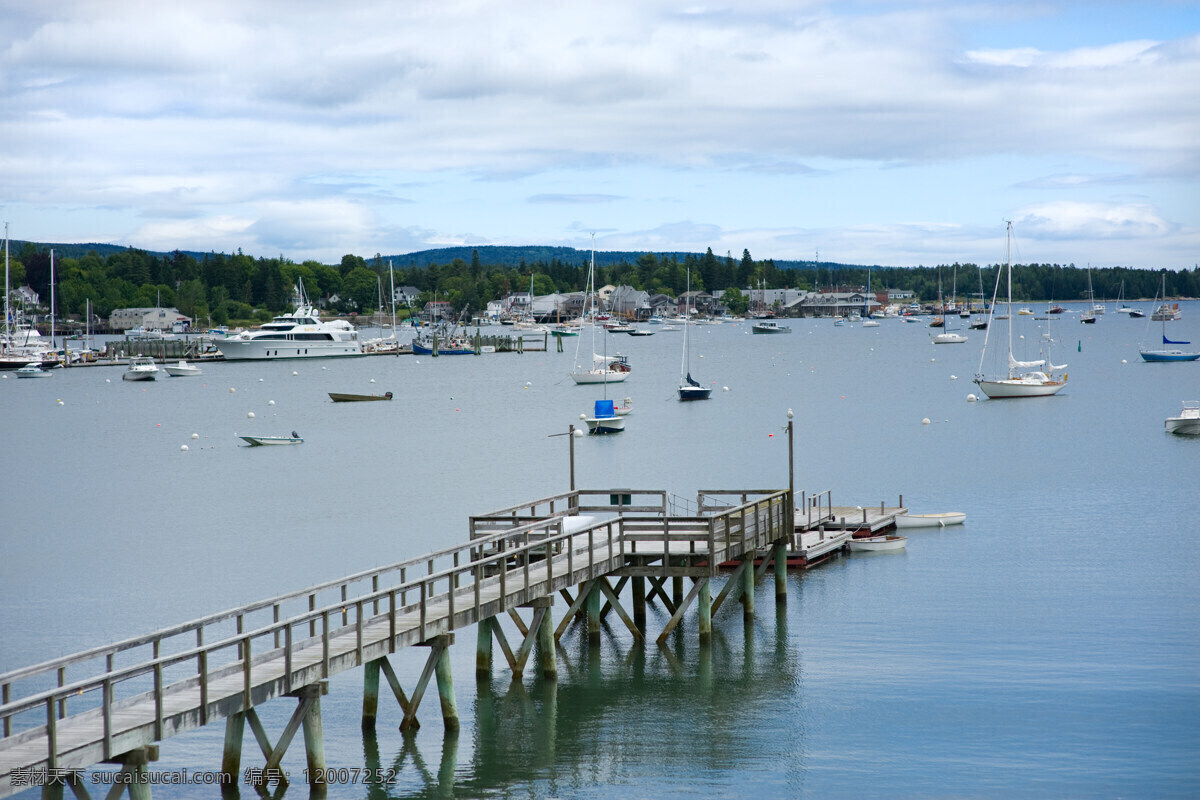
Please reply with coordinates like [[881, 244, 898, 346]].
[[1, 489, 790, 784]]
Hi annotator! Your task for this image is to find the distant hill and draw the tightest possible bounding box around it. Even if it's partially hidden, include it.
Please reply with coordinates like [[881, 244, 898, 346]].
[[10, 239, 873, 273]]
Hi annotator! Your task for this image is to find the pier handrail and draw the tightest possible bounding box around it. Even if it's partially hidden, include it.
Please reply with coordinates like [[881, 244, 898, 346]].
[[1, 490, 789, 753]]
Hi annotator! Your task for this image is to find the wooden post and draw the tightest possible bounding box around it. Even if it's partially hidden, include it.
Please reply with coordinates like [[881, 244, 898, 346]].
[[434, 646, 460, 731], [362, 659, 380, 730], [672, 576, 684, 607], [741, 557, 755, 619], [774, 542, 787, 604], [698, 578, 712, 640], [632, 576, 646, 633], [300, 685, 326, 786], [587, 583, 601, 642], [537, 603, 557, 679], [476, 617, 493, 678], [221, 711, 245, 782]]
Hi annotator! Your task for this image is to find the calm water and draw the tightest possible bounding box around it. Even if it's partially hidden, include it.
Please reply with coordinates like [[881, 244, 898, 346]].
[[3, 304, 1199, 798]]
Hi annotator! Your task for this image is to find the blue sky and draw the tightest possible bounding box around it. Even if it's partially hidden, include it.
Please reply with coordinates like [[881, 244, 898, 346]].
[[2, 0, 1197, 269]]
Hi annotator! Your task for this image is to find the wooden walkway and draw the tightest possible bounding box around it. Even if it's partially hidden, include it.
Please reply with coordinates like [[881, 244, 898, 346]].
[[1, 488, 791, 798]]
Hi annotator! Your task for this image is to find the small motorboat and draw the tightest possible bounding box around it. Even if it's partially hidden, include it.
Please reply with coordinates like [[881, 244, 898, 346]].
[[1165, 401, 1200, 435], [240, 431, 304, 446], [164, 360, 202, 377], [894, 512, 966, 529], [583, 399, 625, 434], [329, 391, 393, 402], [122, 356, 159, 381], [847, 535, 907, 552], [16, 363, 53, 378], [613, 397, 633, 416]]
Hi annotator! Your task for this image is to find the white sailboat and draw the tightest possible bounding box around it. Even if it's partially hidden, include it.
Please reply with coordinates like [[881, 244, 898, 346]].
[[678, 267, 711, 400], [571, 236, 630, 385], [973, 222, 1067, 398], [931, 270, 967, 344], [1080, 266, 1098, 324]]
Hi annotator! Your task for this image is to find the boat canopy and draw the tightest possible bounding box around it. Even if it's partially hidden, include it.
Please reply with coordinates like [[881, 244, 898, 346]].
[[594, 400, 615, 419]]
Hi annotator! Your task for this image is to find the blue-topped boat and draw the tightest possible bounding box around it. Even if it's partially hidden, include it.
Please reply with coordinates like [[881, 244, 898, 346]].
[[583, 399, 625, 434]]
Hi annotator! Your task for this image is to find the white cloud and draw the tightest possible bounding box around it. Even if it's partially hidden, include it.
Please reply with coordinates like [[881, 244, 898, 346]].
[[1014, 201, 1174, 240]]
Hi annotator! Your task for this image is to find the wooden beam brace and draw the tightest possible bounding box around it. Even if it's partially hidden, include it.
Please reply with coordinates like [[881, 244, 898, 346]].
[[755, 549, 774, 579], [490, 620, 518, 671], [646, 577, 678, 615], [710, 560, 748, 617], [511, 607, 548, 676], [554, 580, 593, 640], [402, 639, 450, 732], [378, 655, 413, 715], [599, 576, 629, 620], [655, 578, 706, 644], [506, 608, 530, 638], [597, 579, 643, 641]]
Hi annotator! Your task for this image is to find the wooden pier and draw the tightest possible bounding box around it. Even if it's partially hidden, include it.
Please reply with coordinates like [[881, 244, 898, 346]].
[[1, 487, 798, 798]]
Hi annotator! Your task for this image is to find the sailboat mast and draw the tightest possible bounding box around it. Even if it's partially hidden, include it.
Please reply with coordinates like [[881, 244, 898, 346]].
[[50, 249, 55, 348], [1006, 221, 1014, 374], [680, 268, 690, 380], [3, 223, 9, 348]]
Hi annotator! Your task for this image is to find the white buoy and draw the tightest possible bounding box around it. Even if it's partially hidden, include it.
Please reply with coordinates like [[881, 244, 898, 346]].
[[967, 394, 977, 402], [579, 413, 586, 420], [723, 386, 729, 391], [1121, 359, 1127, 364], [573, 429, 583, 438], [322, 366, 327, 370], [922, 417, 931, 425], [181, 445, 189, 451], [191, 433, 199, 439], [229, 387, 236, 393], [525, 382, 531, 387], [259, 378, 264, 382], [106, 378, 110, 383], [247, 411, 255, 418], [268, 400, 275, 405], [292, 371, 298, 376], [950, 375, 957, 380], [930, 358, 935, 362], [370, 379, 376, 383], [57, 399, 64, 405]]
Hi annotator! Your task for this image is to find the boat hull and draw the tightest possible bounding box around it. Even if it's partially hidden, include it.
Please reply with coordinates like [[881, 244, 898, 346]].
[[1139, 350, 1200, 362], [329, 392, 393, 402], [974, 377, 1065, 398], [219, 339, 365, 360], [848, 536, 906, 552], [164, 362, 201, 377], [751, 324, 791, 334], [584, 417, 625, 434], [122, 371, 156, 381], [932, 333, 968, 344], [894, 512, 966, 529], [411, 341, 474, 355], [240, 436, 304, 446], [571, 370, 629, 384], [679, 386, 712, 400]]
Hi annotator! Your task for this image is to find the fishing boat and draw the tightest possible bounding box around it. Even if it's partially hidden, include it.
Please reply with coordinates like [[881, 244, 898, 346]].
[[582, 399, 625, 434], [1139, 274, 1199, 362], [893, 512, 966, 529], [240, 432, 304, 446], [571, 237, 631, 384], [122, 356, 159, 381], [15, 363, 53, 378], [1151, 302, 1182, 322], [412, 323, 475, 355], [329, 392, 393, 402], [164, 360, 202, 377], [973, 222, 1067, 399], [678, 268, 712, 401], [1165, 401, 1200, 435], [751, 320, 791, 334], [847, 535, 907, 552]]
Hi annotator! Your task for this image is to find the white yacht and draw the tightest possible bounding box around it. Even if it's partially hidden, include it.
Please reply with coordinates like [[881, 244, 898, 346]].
[[218, 285, 364, 361]]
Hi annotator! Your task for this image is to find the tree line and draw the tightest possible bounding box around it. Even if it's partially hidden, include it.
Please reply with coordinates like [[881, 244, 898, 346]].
[[6, 241, 1197, 326]]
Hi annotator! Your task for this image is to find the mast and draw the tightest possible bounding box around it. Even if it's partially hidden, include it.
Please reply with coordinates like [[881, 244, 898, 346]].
[[1006, 221, 1014, 376], [680, 267, 690, 384], [3, 223, 9, 350], [50, 249, 56, 349], [389, 260, 397, 338]]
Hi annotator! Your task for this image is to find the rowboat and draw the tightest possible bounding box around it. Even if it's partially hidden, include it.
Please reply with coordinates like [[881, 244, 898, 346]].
[[847, 535, 907, 552], [893, 512, 966, 529], [329, 392, 393, 402]]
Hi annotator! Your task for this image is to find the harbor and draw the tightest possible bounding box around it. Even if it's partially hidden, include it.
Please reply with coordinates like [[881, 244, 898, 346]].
[[2, 307, 1198, 798]]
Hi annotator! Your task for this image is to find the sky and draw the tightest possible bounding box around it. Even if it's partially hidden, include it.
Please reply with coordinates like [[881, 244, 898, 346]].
[[2, 0, 1198, 270]]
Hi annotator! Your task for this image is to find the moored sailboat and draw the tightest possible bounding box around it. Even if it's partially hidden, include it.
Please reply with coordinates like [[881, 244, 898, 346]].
[[973, 222, 1067, 399], [678, 267, 711, 400], [1139, 273, 1199, 362]]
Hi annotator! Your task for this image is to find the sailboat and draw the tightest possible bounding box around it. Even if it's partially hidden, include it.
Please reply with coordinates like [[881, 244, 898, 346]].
[[678, 267, 711, 400], [571, 237, 630, 384], [1139, 273, 1199, 362], [1081, 266, 1098, 323], [931, 270, 967, 344], [974, 222, 1067, 398], [862, 267, 881, 326], [363, 262, 402, 354]]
